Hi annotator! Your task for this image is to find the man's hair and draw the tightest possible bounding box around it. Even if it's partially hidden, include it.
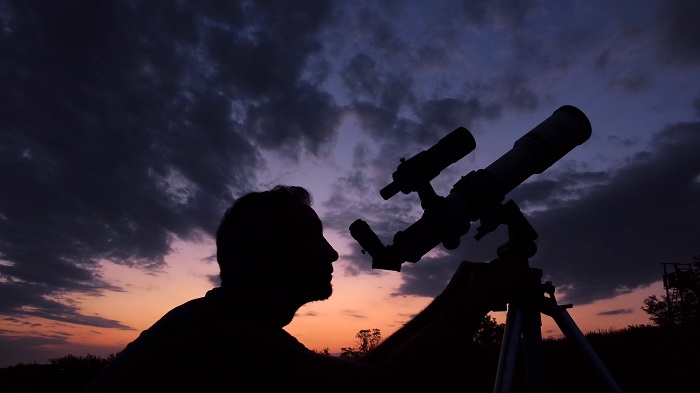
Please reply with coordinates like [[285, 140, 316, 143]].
[[215, 185, 312, 287]]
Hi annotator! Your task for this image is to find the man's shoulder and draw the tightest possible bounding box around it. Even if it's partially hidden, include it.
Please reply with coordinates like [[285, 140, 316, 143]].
[[132, 288, 309, 352], [86, 288, 316, 392]]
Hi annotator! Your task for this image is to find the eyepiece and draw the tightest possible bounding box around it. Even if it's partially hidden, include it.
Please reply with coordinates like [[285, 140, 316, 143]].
[[349, 219, 385, 256]]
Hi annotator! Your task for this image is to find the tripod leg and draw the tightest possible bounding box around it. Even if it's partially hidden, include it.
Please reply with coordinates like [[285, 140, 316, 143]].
[[550, 307, 623, 393], [494, 305, 524, 393], [494, 304, 547, 393], [521, 307, 546, 393]]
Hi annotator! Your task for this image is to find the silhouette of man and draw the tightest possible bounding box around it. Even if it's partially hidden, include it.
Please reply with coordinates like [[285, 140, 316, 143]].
[[86, 185, 529, 392]]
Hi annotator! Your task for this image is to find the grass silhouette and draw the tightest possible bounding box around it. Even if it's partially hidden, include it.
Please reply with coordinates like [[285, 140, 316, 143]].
[[0, 325, 697, 392]]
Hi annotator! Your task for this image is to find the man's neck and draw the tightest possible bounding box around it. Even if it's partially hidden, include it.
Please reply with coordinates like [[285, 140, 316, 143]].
[[219, 286, 302, 328]]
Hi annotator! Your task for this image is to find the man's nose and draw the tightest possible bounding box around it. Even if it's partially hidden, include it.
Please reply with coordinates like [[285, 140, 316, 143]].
[[325, 238, 339, 262]]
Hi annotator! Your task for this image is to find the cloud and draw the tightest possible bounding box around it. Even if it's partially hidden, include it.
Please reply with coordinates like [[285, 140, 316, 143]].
[[342, 310, 368, 319], [608, 74, 651, 94], [654, 0, 700, 66], [0, 330, 72, 367], [246, 82, 342, 158], [0, 327, 121, 367], [598, 309, 634, 316], [460, 0, 537, 30], [693, 96, 700, 118], [0, 1, 341, 328], [0, 282, 132, 330]]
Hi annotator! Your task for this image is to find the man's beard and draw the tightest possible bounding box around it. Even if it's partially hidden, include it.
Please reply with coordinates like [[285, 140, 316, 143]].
[[270, 267, 334, 305], [294, 273, 333, 303], [302, 278, 333, 302]]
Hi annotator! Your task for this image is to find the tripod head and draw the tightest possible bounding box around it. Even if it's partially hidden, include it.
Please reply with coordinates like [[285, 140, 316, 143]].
[[349, 105, 591, 271]]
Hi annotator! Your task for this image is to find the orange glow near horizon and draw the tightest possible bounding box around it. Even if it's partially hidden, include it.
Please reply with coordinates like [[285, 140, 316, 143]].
[[1, 237, 667, 366]]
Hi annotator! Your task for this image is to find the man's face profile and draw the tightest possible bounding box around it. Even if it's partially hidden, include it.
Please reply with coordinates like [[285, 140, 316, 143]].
[[280, 201, 339, 303]]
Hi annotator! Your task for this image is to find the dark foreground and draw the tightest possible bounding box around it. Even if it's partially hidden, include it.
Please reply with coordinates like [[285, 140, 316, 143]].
[[1, 324, 698, 393]]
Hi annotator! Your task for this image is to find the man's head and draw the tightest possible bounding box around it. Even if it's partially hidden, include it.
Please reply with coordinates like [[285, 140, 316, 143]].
[[216, 185, 339, 302]]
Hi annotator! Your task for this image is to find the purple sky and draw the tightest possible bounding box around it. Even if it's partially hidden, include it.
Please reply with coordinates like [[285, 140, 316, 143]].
[[1, 0, 699, 366]]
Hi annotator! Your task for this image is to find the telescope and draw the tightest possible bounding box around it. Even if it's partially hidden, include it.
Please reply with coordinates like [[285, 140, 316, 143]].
[[350, 105, 592, 271], [349, 107, 626, 393]]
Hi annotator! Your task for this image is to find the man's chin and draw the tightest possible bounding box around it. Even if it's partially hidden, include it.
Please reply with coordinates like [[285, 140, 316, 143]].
[[308, 285, 333, 303], [318, 285, 333, 300]]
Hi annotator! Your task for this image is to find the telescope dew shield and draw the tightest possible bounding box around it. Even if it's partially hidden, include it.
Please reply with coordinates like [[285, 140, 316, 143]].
[[380, 127, 476, 200], [483, 105, 592, 195]]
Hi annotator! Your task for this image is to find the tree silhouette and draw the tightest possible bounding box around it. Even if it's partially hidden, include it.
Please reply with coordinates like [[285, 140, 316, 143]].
[[473, 314, 505, 348], [313, 348, 331, 355], [339, 328, 382, 359]]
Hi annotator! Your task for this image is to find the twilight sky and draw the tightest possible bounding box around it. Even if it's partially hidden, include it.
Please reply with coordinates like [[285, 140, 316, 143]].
[[1, 0, 699, 367]]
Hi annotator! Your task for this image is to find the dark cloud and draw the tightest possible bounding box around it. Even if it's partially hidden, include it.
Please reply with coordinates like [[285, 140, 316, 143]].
[[693, 96, 700, 118], [595, 49, 611, 71], [500, 78, 540, 112], [0, 330, 71, 366], [598, 309, 634, 316], [0, 1, 340, 328], [609, 74, 651, 94], [654, 0, 700, 66], [418, 98, 501, 135], [0, 327, 120, 367], [0, 282, 132, 330], [606, 135, 640, 148], [346, 92, 505, 182], [348, 3, 408, 57], [334, 2, 582, 153], [520, 122, 700, 304], [460, 1, 600, 101], [461, 0, 536, 30], [340, 54, 382, 99], [247, 82, 342, 158], [341, 310, 367, 319]]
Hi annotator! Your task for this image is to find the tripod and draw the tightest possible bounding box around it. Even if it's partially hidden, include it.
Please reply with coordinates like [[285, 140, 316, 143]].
[[486, 202, 623, 393]]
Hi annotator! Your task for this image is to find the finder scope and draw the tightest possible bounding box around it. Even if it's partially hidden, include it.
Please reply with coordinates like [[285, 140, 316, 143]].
[[379, 127, 476, 200]]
